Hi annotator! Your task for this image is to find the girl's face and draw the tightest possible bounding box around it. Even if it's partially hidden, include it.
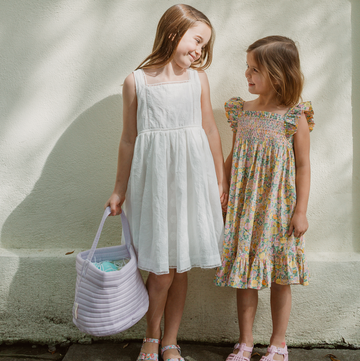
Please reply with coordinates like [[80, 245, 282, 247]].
[[245, 51, 274, 96], [172, 22, 211, 69]]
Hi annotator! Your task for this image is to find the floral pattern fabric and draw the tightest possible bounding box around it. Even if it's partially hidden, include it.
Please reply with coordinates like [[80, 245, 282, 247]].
[[215, 97, 314, 290]]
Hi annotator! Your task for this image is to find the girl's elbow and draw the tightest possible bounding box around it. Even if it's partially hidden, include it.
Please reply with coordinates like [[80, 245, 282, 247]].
[[295, 163, 310, 174], [204, 124, 218, 138], [121, 135, 137, 149]]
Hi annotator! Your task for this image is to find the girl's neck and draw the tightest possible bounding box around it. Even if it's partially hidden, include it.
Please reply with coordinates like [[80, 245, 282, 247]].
[[246, 93, 288, 114], [256, 92, 279, 108], [143, 62, 189, 84]]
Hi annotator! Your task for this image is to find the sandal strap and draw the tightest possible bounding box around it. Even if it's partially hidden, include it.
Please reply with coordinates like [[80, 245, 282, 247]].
[[161, 344, 181, 355], [161, 344, 184, 360], [137, 338, 161, 361], [267, 345, 288, 356], [226, 353, 250, 361], [234, 343, 253, 353], [259, 357, 272, 361], [226, 343, 253, 361], [260, 345, 288, 360], [143, 338, 161, 344], [137, 351, 159, 361]]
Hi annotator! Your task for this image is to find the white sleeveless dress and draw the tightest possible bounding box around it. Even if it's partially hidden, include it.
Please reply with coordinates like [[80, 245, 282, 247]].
[[123, 68, 224, 275]]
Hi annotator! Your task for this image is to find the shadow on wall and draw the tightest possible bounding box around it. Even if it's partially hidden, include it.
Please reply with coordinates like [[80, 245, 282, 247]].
[[0, 0, 357, 344], [1, 95, 124, 250], [0, 1, 354, 253]]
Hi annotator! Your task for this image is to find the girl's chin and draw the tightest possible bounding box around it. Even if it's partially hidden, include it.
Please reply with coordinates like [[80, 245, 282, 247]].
[[172, 61, 191, 70]]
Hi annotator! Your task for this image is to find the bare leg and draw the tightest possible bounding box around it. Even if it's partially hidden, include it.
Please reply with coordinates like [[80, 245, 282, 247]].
[[161, 271, 188, 359], [233, 288, 258, 358], [141, 271, 175, 356], [268, 283, 292, 360]]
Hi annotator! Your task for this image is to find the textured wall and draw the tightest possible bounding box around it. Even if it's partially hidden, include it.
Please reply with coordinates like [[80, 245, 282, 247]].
[[351, 0, 360, 252], [0, 0, 359, 347]]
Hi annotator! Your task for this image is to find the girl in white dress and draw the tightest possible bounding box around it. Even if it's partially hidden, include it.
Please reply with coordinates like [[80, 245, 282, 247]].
[[105, 4, 227, 361]]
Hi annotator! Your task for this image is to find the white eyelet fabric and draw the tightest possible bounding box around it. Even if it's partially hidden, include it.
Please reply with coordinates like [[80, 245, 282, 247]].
[[123, 68, 224, 275]]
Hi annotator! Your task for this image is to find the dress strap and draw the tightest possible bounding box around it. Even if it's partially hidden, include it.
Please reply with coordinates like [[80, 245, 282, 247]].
[[132, 69, 146, 92], [188, 68, 200, 84]]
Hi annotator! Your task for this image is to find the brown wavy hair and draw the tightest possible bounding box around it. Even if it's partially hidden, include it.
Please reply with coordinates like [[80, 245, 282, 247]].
[[247, 36, 304, 107], [136, 4, 214, 71]]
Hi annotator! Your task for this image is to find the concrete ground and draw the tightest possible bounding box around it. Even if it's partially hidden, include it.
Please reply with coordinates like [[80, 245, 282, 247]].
[[1, 342, 360, 361]]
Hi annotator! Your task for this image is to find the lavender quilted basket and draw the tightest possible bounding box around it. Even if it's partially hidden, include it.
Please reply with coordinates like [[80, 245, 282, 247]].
[[72, 207, 149, 336]]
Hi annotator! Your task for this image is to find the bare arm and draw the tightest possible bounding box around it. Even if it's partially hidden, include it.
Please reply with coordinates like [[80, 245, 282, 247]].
[[105, 73, 138, 215], [198, 70, 228, 208], [288, 113, 311, 237], [224, 132, 236, 183]]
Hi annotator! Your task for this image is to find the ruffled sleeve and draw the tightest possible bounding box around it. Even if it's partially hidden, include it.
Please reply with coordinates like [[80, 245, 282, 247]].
[[285, 101, 314, 137], [224, 97, 245, 132]]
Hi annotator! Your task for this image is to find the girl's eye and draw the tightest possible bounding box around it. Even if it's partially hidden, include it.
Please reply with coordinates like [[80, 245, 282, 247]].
[[195, 38, 200, 44], [253, 68, 258, 73]]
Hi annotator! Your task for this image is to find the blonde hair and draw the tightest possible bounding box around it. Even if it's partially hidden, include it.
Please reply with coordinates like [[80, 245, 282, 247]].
[[136, 4, 214, 71], [247, 36, 304, 107]]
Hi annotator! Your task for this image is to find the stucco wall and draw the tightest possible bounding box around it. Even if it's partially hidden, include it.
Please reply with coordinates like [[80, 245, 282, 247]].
[[1, 0, 359, 346], [351, 0, 360, 252]]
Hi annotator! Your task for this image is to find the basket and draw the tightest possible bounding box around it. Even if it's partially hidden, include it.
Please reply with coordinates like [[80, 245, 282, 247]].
[[72, 207, 149, 336]]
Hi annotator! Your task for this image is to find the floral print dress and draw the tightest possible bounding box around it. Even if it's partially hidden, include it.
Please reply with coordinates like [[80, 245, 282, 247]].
[[215, 97, 314, 290]]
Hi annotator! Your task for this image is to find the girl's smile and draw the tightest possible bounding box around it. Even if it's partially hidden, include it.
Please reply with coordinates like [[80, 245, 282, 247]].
[[172, 22, 211, 69], [245, 51, 274, 96]]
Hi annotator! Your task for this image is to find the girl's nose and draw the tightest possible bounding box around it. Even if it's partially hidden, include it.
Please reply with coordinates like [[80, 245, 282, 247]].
[[195, 45, 202, 55]]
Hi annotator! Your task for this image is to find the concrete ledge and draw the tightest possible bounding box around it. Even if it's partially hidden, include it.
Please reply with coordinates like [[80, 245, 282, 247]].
[[1, 249, 359, 347], [61, 343, 360, 361], [1, 342, 360, 361]]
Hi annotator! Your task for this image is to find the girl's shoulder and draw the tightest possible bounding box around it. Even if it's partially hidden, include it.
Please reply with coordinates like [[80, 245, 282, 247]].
[[225, 96, 245, 113], [224, 97, 245, 132], [123, 72, 137, 93], [195, 69, 208, 83], [285, 101, 315, 136], [125, 71, 137, 82], [195, 70, 211, 95], [195, 68, 206, 78]]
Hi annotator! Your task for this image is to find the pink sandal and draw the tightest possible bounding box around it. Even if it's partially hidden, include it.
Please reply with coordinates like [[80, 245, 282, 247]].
[[226, 343, 253, 361], [260, 345, 288, 361]]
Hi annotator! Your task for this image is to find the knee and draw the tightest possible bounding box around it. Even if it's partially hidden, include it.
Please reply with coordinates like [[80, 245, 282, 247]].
[[147, 272, 174, 291], [173, 271, 187, 282], [237, 288, 258, 300], [271, 283, 291, 294]]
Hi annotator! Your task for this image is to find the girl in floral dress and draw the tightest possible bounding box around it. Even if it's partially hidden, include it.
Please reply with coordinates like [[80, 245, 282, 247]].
[[215, 36, 314, 361]]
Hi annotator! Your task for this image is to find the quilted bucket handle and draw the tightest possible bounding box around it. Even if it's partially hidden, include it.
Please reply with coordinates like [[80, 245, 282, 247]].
[[86, 207, 132, 263]]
